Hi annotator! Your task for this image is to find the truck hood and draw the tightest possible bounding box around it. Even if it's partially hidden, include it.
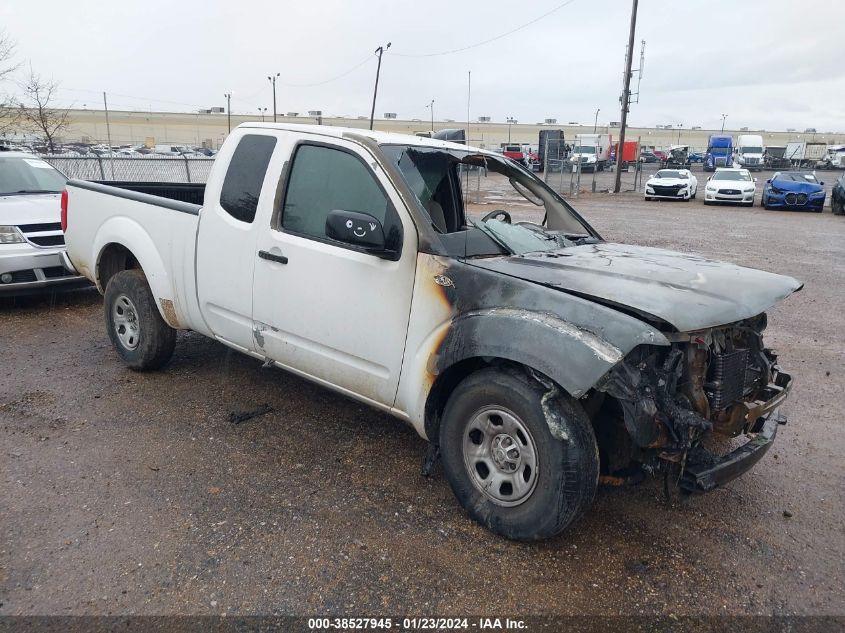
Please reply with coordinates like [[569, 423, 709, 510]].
[[0, 193, 62, 225], [468, 242, 802, 332]]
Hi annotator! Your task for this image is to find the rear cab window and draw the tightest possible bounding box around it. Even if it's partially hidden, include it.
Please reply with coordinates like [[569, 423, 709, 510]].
[[219, 134, 277, 223]]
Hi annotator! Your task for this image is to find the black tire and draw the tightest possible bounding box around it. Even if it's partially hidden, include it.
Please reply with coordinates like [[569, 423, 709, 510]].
[[104, 269, 176, 371], [644, 196, 652, 201], [439, 367, 599, 541], [833, 197, 844, 215]]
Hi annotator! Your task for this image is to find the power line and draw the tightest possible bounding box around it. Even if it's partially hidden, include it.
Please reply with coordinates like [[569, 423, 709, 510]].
[[275, 55, 374, 87], [390, 0, 578, 58]]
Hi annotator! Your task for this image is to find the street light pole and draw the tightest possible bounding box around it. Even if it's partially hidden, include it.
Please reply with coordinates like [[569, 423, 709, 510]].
[[268, 73, 280, 122], [224, 92, 232, 133], [593, 108, 600, 133], [369, 42, 391, 131], [721, 113, 728, 133], [427, 99, 434, 131], [507, 117, 517, 143], [677, 123, 682, 144], [259, 107, 267, 122]]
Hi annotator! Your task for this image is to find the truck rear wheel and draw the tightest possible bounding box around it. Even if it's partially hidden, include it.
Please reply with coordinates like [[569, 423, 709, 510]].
[[104, 269, 176, 371], [439, 367, 598, 541]]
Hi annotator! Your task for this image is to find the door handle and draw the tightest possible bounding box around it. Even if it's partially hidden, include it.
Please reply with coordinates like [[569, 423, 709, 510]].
[[258, 250, 288, 265]]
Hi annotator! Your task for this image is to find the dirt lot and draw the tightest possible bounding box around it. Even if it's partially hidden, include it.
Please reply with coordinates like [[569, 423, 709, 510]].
[[1, 190, 844, 618]]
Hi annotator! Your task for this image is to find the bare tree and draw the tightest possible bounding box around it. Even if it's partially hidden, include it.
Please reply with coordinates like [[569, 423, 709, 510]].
[[0, 30, 20, 137], [18, 68, 69, 153]]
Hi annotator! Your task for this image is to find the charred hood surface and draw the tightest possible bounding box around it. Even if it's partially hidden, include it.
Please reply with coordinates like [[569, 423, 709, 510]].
[[468, 243, 802, 332]]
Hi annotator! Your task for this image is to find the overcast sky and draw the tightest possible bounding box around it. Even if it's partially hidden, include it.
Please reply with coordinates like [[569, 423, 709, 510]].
[[2, 0, 843, 132]]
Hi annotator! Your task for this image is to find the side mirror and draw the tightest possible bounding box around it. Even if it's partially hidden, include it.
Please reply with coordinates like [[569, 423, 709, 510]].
[[753, 177, 758, 183], [820, 181, 825, 186], [766, 179, 771, 184], [325, 209, 394, 258]]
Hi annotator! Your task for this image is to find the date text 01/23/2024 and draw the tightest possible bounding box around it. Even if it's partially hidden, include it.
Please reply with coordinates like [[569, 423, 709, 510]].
[[307, 617, 527, 630]]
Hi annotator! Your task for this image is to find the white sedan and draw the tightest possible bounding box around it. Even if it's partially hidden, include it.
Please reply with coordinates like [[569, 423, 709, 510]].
[[703, 168, 756, 207], [644, 169, 698, 201]]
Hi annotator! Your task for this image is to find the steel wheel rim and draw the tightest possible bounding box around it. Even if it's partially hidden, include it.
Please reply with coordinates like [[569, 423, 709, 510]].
[[112, 293, 140, 351], [462, 406, 539, 507]]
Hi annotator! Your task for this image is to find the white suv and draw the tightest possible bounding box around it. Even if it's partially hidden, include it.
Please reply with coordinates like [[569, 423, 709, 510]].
[[704, 168, 757, 207]]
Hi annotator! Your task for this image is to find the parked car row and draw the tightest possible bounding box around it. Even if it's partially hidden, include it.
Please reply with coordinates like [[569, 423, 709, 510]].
[[644, 166, 837, 213]]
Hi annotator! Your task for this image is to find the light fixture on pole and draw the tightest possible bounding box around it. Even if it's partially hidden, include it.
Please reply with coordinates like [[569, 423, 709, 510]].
[[426, 99, 434, 131], [224, 92, 232, 133], [259, 107, 267, 122], [369, 42, 391, 131], [721, 113, 728, 133], [268, 73, 280, 122], [506, 117, 517, 143], [593, 108, 600, 133], [677, 123, 683, 144]]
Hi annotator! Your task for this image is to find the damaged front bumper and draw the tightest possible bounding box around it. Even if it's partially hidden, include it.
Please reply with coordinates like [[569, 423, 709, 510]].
[[681, 368, 792, 493]]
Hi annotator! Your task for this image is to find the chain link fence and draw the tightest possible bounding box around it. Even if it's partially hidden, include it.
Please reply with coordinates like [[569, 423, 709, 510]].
[[42, 156, 215, 183]]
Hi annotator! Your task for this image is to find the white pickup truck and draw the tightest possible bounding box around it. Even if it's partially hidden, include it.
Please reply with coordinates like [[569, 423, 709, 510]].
[[64, 123, 801, 540]]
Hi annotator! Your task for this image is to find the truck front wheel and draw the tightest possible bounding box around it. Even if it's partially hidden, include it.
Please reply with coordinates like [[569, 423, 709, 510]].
[[104, 269, 176, 371], [439, 367, 599, 541]]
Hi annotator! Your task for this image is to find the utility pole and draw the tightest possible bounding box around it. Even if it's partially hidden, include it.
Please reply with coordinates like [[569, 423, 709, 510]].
[[507, 117, 517, 143], [613, 0, 639, 194], [224, 93, 232, 133], [103, 92, 114, 179], [720, 113, 728, 133], [370, 42, 391, 130], [268, 73, 279, 122], [426, 99, 434, 131], [593, 108, 600, 133]]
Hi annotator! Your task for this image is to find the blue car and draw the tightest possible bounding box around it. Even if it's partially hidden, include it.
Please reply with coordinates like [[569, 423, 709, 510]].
[[688, 151, 705, 163], [762, 171, 826, 212]]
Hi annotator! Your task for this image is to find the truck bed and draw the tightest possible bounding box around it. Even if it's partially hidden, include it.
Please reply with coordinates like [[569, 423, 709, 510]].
[[95, 181, 206, 206], [63, 179, 205, 334]]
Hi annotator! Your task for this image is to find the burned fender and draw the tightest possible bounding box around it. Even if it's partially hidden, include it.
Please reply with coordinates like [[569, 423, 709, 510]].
[[435, 306, 668, 401], [396, 255, 671, 441]]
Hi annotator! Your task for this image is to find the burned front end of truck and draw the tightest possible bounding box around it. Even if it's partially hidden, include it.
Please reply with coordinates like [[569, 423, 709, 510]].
[[595, 313, 791, 492]]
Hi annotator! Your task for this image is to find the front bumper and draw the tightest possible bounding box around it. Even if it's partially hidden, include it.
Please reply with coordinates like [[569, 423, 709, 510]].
[[764, 192, 826, 210], [646, 188, 692, 200], [681, 368, 792, 493], [704, 189, 755, 204], [0, 244, 87, 293]]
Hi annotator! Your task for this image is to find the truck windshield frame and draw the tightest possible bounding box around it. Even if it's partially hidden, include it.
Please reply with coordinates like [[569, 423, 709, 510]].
[[379, 143, 599, 254]]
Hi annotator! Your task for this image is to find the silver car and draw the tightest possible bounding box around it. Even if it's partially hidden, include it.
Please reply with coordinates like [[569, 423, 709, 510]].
[[0, 152, 86, 293]]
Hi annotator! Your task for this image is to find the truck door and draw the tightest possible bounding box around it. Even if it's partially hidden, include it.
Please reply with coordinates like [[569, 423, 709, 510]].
[[252, 136, 418, 408], [195, 131, 279, 351]]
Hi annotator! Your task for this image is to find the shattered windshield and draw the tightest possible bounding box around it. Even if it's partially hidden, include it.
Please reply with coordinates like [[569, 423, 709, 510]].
[[379, 144, 596, 256], [472, 218, 572, 255]]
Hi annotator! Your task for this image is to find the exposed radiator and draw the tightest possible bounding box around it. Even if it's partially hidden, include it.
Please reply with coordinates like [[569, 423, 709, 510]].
[[706, 349, 749, 411]]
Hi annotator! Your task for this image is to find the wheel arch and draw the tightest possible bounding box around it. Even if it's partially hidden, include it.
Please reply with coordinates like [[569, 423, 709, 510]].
[[93, 217, 175, 326]]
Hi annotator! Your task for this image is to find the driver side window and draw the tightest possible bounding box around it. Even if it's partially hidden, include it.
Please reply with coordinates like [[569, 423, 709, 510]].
[[281, 144, 390, 240]]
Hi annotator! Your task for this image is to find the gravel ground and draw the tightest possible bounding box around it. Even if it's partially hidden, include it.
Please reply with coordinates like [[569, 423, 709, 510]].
[[1, 190, 843, 618]]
